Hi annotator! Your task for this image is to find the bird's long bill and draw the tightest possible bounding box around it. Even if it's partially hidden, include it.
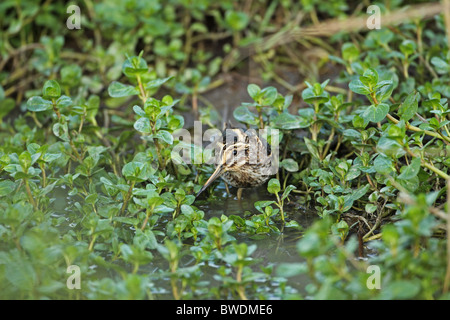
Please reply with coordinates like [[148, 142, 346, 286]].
[[196, 165, 224, 198]]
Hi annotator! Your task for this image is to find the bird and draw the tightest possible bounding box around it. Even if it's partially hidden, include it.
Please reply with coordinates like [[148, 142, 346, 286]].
[[195, 126, 274, 200]]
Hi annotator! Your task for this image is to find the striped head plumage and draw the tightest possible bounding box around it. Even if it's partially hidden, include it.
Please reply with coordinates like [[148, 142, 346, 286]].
[[196, 127, 274, 198]]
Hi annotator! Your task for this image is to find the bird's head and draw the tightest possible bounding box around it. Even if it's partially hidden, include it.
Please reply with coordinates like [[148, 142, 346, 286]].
[[195, 128, 271, 198]]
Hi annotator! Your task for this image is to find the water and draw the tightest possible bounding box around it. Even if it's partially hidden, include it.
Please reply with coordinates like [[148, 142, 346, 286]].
[[148, 184, 318, 298], [51, 183, 318, 298]]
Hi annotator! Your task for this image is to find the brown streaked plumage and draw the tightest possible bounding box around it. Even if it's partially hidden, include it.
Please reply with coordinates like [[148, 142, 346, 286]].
[[196, 127, 274, 199]]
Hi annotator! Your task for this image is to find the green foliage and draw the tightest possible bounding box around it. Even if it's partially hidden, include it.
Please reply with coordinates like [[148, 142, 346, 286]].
[[1, 0, 450, 301]]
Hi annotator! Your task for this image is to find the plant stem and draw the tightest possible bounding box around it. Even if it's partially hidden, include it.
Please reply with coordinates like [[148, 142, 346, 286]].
[[171, 277, 180, 300], [39, 163, 46, 188], [386, 113, 450, 143], [135, 75, 165, 169], [148, 111, 165, 170], [236, 265, 248, 300], [366, 173, 375, 189], [136, 75, 148, 102], [192, 90, 198, 118], [371, 92, 379, 105], [52, 99, 83, 162], [88, 234, 97, 251], [275, 193, 284, 222], [405, 146, 450, 180], [421, 161, 450, 180], [257, 108, 264, 129], [120, 181, 136, 215], [24, 179, 37, 210], [322, 126, 335, 159], [140, 208, 153, 231], [403, 62, 409, 78], [69, 139, 82, 162]]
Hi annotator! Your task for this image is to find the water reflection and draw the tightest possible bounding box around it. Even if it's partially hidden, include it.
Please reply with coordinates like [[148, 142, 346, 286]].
[[192, 184, 318, 297]]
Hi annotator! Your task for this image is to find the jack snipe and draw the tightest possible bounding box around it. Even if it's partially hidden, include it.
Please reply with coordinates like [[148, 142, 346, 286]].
[[196, 127, 274, 200]]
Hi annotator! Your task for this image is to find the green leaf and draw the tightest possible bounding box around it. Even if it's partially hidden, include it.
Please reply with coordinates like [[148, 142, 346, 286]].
[[56, 95, 72, 108], [352, 115, 368, 129], [398, 157, 421, 180], [343, 129, 361, 140], [376, 136, 405, 158], [349, 184, 370, 202], [297, 232, 321, 257], [398, 92, 419, 121], [0, 180, 15, 196], [133, 105, 147, 117], [304, 137, 320, 160], [331, 220, 349, 240], [52, 122, 70, 142], [365, 203, 377, 213], [27, 96, 53, 112], [3, 253, 37, 290], [225, 11, 249, 31], [381, 280, 421, 299], [42, 80, 61, 99], [122, 161, 141, 179], [120, 244, 153, 265], [431, 57, 450, 74], [362, 104, 389, 123], [134, 229, 157, 250], [0, 98, 15, 120], [122, 55, 148, 77], [298, 108, 315, 121], [399, 40, 416, 56], [259, 86, 278, 106], [301, 85, 329, 104], [342, 184, 369, 212], [61, 64, 82, 87], [349, 79, 370, 95], [276, 263, 308, 277], [247, 84, 261, 99], [19, 151, 32, 171], [398, 175, 419, 192], [254, 201, 276, 214], [272, 112, 309, 130], [134, 117, 152, 133], [122, 161, 154, 182], [108, 81, 139, 98], [85, 193, 98, 205], [281, 185, 296, 201], [282, 94, 293, 110], [148, 196, 164, 208], [375, 80, 394, 102], [42, 153, 61, 163], [373, 154, 394, 175], [341, 42, 360, 62], [280, 158, 299, 172], [345, 167, 361, 181], [154, 130, 174, 145], [360, 68, 378, 88], [233, 106, 258, 125], [267, 178, 281, 194], [145, 76, 173, 89]]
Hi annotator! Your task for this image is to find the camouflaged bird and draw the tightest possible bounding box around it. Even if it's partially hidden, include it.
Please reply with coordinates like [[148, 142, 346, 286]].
[[196, 127, 274, 200]]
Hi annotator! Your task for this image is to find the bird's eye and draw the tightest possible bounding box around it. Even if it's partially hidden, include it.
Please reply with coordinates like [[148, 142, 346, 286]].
[[233, 150, 238, 156]]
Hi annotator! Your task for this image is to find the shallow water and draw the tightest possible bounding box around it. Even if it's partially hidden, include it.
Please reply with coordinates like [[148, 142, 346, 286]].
[[53, 182, 318, 298], [147, 184, 318, 298]]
